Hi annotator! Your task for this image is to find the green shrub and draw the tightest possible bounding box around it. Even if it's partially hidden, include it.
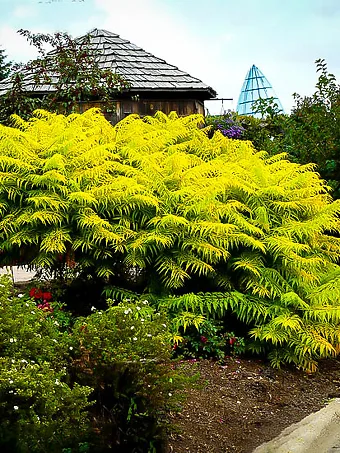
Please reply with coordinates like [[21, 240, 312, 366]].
[[71, 300, 180, 452], [0, 276, 184, 451], [205, 107, 286, 155], [0, 275, 70, 365], [172, 317, 245, 360], [0, 359, 92, 453], [285, 59, 340, 198], [0, 275, 92, 452]]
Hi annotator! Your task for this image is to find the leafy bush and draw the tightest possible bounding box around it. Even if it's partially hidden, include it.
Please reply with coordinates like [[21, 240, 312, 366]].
[[0, 276, 183, 451], [0, 277, 70, 364], [205, 107, 286, 155], [1, 109, 340, 371], [0, 359, 92, 453], [171, 317, 245, 360], [71, 300, 180, 451], [0, 275, 92, 452], [285, 59, 340, 198]]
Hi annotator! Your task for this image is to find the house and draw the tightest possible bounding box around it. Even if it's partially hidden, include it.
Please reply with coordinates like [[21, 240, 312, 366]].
[[0, 28, 216, 122]]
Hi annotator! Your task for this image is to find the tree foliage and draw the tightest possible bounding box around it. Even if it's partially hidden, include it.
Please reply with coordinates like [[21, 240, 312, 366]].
[[1, 108, 340, 370], [0, 30, 129, 123], [286, 59, 340, 197], [0, 47, 11, 82]]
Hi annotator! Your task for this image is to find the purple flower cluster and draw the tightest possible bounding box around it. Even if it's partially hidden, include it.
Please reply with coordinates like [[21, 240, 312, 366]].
[[217, 123, 244, 139]]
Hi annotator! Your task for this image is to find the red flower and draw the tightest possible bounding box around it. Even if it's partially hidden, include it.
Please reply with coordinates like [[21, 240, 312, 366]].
[[173, 343, 178, 350], [29, 287, 37, 298], [229, 337, 236, 345], [200, 335, 208, 343], [35, 290, 43, 299], [29, 288, 43, 299], [42, 292, 52, 301]]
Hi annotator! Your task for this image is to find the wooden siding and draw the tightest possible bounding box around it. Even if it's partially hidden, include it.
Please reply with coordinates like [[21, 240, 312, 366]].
[[77, 99, 205, 124]]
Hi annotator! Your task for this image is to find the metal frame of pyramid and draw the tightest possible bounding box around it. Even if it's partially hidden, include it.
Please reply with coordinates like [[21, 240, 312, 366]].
[[236, 64, 283, 116]]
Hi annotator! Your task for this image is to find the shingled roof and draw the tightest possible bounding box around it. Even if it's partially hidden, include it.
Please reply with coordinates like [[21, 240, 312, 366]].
[[0, 28, 216, 99]]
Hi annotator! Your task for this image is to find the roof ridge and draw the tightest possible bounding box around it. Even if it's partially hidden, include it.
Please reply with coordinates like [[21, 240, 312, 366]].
[[87, 28, 120, 38]]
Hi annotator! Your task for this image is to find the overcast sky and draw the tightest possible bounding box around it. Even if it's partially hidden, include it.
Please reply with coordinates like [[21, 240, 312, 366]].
[[0, 0, 339, 115]]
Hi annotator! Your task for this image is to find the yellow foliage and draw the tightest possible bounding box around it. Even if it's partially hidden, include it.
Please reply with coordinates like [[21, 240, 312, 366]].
[[1, 108, 340, 370]]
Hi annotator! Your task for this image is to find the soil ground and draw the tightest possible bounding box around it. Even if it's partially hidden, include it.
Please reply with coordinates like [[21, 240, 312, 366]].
[[167, 357, 340, 453]]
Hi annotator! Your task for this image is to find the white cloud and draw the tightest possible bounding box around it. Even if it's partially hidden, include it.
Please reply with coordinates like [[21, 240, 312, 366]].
[[0, 26, 39, 63]]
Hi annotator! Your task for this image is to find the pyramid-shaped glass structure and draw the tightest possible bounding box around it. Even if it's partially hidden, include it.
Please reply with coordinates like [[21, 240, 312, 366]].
[[236, 64, 283, 116]]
